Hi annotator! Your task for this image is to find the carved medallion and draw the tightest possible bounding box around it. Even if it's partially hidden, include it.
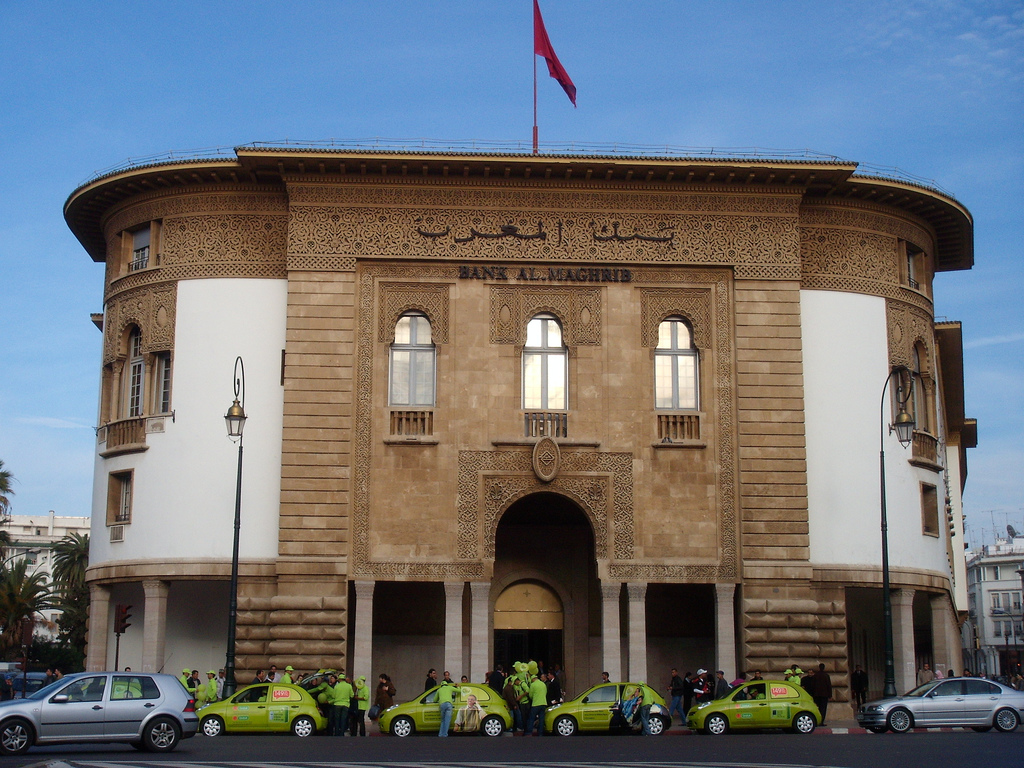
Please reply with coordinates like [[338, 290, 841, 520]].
[[532, 437, 560, 483]]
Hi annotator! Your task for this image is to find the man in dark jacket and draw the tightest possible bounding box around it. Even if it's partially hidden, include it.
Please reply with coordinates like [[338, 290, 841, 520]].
[[809, 663, 833, 725], [667, 668, 686, 723], [713, 670, 732, 700], [850, 664, 868, 708]]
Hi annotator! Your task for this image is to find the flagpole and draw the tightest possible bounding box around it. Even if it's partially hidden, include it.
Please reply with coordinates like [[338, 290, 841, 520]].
[[533, 46, 539, 155]]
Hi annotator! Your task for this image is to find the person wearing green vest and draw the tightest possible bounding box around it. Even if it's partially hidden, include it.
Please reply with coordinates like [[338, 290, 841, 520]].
[[327, 673, 354, 736], [638, 683, 655, 735], [280, 665, 294, 684], [179, 668, 196, 698], [203, 671, 218, 705], [348, 676, 370, 736], [526, 674, 548, 735], [308, 673, 332, 709], [436, 679, 456, 736]]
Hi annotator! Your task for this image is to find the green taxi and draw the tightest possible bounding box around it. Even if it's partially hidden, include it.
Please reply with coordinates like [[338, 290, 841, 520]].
[[545, 682, 671, 735], [687, 680, 820, 735], [378, 683, 511, 736], [199, 682, 327, 737]]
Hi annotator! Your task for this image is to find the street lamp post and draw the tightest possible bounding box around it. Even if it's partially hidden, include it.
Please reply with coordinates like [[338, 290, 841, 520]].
[[223, 356, 247, 698], [880, 365, 916, 698]]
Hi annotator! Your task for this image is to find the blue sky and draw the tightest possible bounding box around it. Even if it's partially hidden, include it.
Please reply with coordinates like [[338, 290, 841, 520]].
[[0, 1, 1021, 548]]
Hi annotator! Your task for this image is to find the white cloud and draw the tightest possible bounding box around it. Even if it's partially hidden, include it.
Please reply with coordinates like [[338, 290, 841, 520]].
[[964, 332, 1024, 349], [15, 417, 93, 430]]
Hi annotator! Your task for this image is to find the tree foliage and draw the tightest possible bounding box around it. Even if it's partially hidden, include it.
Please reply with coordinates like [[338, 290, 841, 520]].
[[0, 559, 54, 654], [52, 532, 90, 668]]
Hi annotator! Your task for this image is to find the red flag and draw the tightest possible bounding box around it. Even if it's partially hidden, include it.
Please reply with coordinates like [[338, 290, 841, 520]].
[[534, 0, 576, 107]]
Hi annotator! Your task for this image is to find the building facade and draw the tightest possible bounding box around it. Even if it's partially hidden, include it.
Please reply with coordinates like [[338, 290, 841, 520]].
[[964, 533, 1024, 677], [65, 146, 976, 714], [2, 511, 91, 636]]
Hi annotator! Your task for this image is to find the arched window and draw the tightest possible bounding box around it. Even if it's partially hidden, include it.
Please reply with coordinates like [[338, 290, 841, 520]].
[[123, 329, 145, 418], [523, 314, 567, 410], [912, 342, 934, 434], [389, 312, 435, 406], [655, 317, 699, 410]]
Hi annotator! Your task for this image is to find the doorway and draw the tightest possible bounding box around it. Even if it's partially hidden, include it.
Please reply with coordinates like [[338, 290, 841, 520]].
[[493, 579, 564, 671]]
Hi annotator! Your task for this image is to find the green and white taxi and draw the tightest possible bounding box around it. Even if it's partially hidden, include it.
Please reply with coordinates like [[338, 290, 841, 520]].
[[199, 682, 326, 737], [545, 682, 671, 735], [686, 679, 820, 735], [378, 683, 511, 736]]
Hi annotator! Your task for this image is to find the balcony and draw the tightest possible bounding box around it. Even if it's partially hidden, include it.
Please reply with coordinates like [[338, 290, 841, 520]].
[[99, 417, 148, 457], [385, 410, 437, 444], [524, 412, 567, 438], [910, 430, 941, 470], [655, 412, 705, 447]]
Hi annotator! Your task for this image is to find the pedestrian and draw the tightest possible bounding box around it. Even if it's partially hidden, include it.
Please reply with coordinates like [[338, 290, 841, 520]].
[[179, 668, 195, 696], [916, 662, 935, 686], [526, 674, 548, 736], [268, 664, 279, 683], [372, 673, 395, 721], [553, 663, 566, 696], [252, 669, 268, 685], [809, 663, 832, 726], [329, 673, 353, 736], [281, 665, 294, 684], [750, 669, 764, 681], [546, 670, 562, 705], [488, 664, 505, 693], [216, 669, 226, 700], [667, 668, 686, 723], [638, 683, 656, 735], [424, 668, 438, 691], [436, 677, 457, 736], [731, 671, 747, 688], [203, 670, 218, 705], [44, 668, 55, 686], [460, 675, 469, 683], [502, 675, 524, 734], [692, 669, 712, 704], [785, 664, 804, 685], [600, 671, 610, 684], [442, 670, 455, 685], [851, 664, 868, 708], [349, 676, 370, 736], [713, 670, 732, 699]]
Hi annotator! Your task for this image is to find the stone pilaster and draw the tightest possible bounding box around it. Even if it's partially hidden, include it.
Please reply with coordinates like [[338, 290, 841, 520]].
[[601, 583, 621, 681], [891, 589, 916, 693], [469, 582, 490, 684], [626, 582, 648, 682], [714, 583, 737, 676], [444, 581, 464, 679], [352, 581, 375, 679], [86, 584, 111, 672], [141, 580, 169, 673]]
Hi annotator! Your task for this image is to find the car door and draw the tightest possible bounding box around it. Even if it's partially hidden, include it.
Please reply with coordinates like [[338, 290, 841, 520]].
[[766, 683, 800, 727], [226, 685, 271, 730], [104, 674, 163, 737], [915, 680, 965, 726], [39, 675, 108, 739], [728, 682, 772, 729], [963, 679, 1002, 725], [577, 684, 617, 731], [419, 689, 441, 729], [267, 685, 304, 730]]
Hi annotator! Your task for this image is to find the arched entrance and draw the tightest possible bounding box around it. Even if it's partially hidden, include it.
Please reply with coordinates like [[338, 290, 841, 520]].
[[493, 491, 596, 695]]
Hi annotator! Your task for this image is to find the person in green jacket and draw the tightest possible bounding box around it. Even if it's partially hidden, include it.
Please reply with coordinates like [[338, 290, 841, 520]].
[[436, 679, 457, 736], [202, 671, 218, 706], [327, 673, 354, 736], [526, 675, 548, 735], [348, 676, 370, 736], [179, 668, 196, 698], [639, 683, 655, 735], [281, 665, 294, 684]]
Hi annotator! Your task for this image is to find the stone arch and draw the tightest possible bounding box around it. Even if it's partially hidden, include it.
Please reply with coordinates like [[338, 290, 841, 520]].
[[484, 485, 606, 561]]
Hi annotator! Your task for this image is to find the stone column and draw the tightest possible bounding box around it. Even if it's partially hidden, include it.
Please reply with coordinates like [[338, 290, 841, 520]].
[[891, 588, 916, 693], [626, 582, 648, 682], [352, 581, 375, 679], [141, 580, 169, 673], [928, 594, 959, 676], [714, 583, 737, 676], [443, 582, 464, 679], [86, 584, 112, 672], [601, 583, 622, 681], [469, 582, 490, 684]]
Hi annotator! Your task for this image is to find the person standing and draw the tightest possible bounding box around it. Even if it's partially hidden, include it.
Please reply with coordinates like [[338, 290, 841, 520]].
[[526, 674, 548, 736], [487, 664, 505, 694], [851, 664, 868, 708], [667, 668, 686, 724], [545, 670, 562, 705], [349, 676, 370, 736], [203, 671, 218, 705], [809, 663, 832, 726], [692, 669, 711, 704], [436, 678, 456, 736], [268, 664, 279, 683], [216, 669, 226, 700], [600, 671, 610, 684], [252, 669, 268, 685], [280, 665, 294, 684], [329, 673, 353, 737], [502, 675, 524, 734], [916, 662, 935, 686], [713, 670, 732, 700], [424, 668, 438, 691]]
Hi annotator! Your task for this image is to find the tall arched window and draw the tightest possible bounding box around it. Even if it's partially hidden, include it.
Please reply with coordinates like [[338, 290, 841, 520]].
[[123, 329, 145, 418], [389, 312, 435, 406], [523, 314, 567, 410], [655, 317, 699, 410]]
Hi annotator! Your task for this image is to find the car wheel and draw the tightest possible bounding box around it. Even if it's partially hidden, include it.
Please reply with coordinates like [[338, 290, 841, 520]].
[[0, 718, 34, 756], [648, 716, 668, 735], [869, 726, 887, 734], [886, 707, 913, 734], [291, 715, 316, 737], [142, 717, 181, 752], [792, 711, 816, 734], [705, 713, 728, 735], [971, 726, 992, 732], [554, 714, 577, 736], [201, 715, 224, 737], [390, 715, 414, 737], [481, 715, 504, 736], [994, 707, 1020, 733]]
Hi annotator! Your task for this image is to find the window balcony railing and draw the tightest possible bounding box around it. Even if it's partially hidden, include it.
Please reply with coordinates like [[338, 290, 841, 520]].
[[101, 417, 147, 450], [524, 412, 567, 438], [390, 410, 433, 437], [657, 412, 701, 442], [912, 430, 939, 465], [129, 246, 150, 271]]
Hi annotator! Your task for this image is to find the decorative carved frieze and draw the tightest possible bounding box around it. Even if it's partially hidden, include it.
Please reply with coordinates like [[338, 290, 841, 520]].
[[490, 285, 601, 345], [377, 282, 451, 344], [102, 283, 177, 364]]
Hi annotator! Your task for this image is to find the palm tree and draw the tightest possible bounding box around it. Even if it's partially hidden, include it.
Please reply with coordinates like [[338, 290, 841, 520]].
[[0, 459, 14, 517], [52, 532, 90, 591], [0, 558, 54, 652]]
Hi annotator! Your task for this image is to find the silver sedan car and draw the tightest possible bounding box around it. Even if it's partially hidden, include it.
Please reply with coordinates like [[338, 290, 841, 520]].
[[0, 671, 199, 755], [857, 677, 1024, 733]]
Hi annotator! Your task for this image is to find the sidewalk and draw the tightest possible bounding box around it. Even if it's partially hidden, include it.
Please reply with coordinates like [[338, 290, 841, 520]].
[[669, 718, 972, 735]]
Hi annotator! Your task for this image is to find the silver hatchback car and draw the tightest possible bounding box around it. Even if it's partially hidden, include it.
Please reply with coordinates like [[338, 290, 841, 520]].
[[857, 677, 1024, 733], [0, 671, 199, 755]]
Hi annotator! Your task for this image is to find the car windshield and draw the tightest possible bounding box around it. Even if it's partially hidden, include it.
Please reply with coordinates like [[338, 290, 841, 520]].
[[902, 681, 942, 698], [27, 677, 77, 701]]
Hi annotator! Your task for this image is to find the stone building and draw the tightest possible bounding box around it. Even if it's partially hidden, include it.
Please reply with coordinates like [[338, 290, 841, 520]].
[[964, 532, 1024, 677], [65, 145, 975, 713]]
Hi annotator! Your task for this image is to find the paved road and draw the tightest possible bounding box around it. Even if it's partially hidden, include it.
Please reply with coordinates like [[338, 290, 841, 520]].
[[10, 730, 1023, 768]]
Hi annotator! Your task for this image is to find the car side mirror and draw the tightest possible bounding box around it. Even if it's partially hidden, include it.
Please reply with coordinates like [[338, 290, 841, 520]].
[[51, 694, 70, 704]]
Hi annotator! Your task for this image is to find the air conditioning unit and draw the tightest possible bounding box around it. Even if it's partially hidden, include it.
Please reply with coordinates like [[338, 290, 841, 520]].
[[109, 525, 125, 543]]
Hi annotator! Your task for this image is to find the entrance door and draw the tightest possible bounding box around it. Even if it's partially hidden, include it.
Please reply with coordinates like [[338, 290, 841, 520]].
[[493, 581, 564, 671]]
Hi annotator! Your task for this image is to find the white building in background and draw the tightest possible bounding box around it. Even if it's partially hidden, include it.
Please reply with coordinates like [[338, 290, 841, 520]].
[[964, 531, 1024, 677], [2, 512, 91, 636]]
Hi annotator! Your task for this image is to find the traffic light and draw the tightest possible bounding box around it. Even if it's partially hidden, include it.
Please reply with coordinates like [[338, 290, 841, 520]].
[[114, 603, 132, 634]]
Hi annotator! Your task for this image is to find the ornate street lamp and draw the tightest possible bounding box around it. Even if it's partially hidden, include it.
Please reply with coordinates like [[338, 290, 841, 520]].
[[223, 356, 246, 697], [880, 364, 915, 698]]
